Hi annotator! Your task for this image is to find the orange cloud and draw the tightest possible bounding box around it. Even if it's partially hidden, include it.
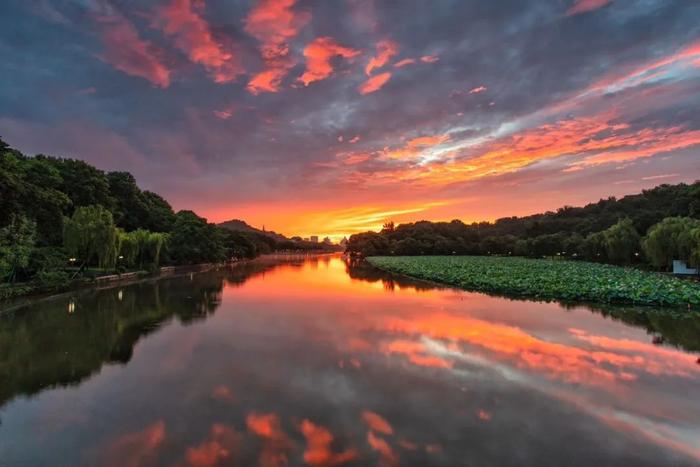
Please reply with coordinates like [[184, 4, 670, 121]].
[[469, 85, 487, 94], [365, 40, 398, 75], [246, 412, 293, 467], [393, 58, 416, 68], [387, 111, 700, 185], [299, 37, 361, 86], [245, 0, 310, 94], [154, 0, 241, 83], [407, 134, 450, 148], [361, 411, 393, 435], [300, 419, 357, 466], [420, 54, 439, 63], [378, 133, 450, 160], [104, 421, 166, 467], [566, 0, 612, 16], [95, 12, 171, 87], [359, 72, 392, 94], [184, 424, 240, 467]]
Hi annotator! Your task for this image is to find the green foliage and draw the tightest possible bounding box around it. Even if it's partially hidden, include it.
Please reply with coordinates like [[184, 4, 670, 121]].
[[0, 215, 37, 282], [642, 217, 700, 269], [603, 218, 640, 264], [368, 256, 700, 308], [63, 205, 118, 269], [348, 181, 700, 264], [116, 228, 167, 269], [167, 211, 226, 265]]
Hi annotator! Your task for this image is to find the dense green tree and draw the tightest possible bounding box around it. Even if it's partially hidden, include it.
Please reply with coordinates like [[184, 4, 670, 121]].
[[38, 156, 114, 214], [167, 211, 226, 265], [0, 148, 70, 245], [603, 218, 641, 264], [0, 215, 37, 282], [140, 191, 176, 232], [107, 172, 148, 231]]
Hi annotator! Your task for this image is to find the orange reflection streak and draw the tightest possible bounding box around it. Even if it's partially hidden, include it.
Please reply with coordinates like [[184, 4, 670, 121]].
[[379, 313, 700, 386], [361, 411, 393, 435], [367, 431, 398, 467], [246, 412, 293, 467], [300, 419, 357, 466], [184, 424, 240, 467], [381, 340, 453, 368], [104, 420, 166, 467]]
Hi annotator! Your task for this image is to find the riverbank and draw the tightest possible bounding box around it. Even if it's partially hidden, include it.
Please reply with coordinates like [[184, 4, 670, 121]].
[[0, 262, 228, 307], [367, 256, 700, 308]]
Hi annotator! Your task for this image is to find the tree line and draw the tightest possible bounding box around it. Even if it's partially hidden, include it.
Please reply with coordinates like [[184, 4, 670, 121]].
[[0, 138, 325, 293], [347, 181, 700, 270]]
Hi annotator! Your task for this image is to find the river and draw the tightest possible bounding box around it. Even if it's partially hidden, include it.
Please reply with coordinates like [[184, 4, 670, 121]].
[[1, 254, 699, 466]]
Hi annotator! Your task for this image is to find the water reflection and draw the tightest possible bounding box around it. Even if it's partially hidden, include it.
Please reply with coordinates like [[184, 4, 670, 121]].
[[0, 255, 699, 466]]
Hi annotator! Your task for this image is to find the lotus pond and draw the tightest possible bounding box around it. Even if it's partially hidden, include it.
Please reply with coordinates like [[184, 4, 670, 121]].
[[368, 256, 700, 308]]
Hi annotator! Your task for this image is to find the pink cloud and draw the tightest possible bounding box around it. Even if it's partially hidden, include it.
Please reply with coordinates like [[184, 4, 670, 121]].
[[245, 0, 310, 94], [299, 37, 361, 86], [393, 58, 416, 68], [365, 40, 398, 75], [94, 12, 171, 87], [213, 106, 235, 120], [567, 0, 612, 16], [420, 54, 439, 63], [154, 0, 241, 83], [469, 85, 487, 94], [359, 72, 392, 94]]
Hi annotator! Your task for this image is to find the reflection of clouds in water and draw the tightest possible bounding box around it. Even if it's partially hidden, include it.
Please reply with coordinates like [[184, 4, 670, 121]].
[[101, 421, 166, 467], [3, 255, 700, 466]]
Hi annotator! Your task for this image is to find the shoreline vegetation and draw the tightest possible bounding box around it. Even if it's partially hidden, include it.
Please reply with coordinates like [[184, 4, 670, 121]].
[[0, 138, 339, 301], [367, 256, 700, 309], [348, 180, 700, 311]]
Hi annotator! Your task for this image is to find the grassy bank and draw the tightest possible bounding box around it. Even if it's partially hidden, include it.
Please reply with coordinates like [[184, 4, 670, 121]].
[[367, 256, 700, 308]]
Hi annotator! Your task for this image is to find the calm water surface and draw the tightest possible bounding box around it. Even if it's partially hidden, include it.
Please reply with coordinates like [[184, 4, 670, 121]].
[[1, 254, 700, 466]]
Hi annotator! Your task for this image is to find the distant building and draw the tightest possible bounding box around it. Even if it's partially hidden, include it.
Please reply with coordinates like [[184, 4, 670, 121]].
[[322, 236, 332, 245], [673, 260, 698, 275], [339, 237, 348, 247], [310, 236, 319, 243]]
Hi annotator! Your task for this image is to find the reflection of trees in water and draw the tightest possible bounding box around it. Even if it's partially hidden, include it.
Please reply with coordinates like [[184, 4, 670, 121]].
[[349, 258, 700, 353], [0, 256, 334, 408], [344, 258, 441, 292], [0, 272, 227, 408], [571, 303, 700, 353]]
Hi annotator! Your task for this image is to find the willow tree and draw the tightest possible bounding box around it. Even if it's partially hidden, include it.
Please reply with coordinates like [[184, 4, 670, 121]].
[[603, 218, 640, 264], [642, 217, 700, 269], [63, 205, 118, 269], [116, 229, 167, 269]]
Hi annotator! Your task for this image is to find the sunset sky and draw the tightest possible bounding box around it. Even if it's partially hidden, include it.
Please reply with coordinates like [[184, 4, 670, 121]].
[[1, 0, 699, 240]]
